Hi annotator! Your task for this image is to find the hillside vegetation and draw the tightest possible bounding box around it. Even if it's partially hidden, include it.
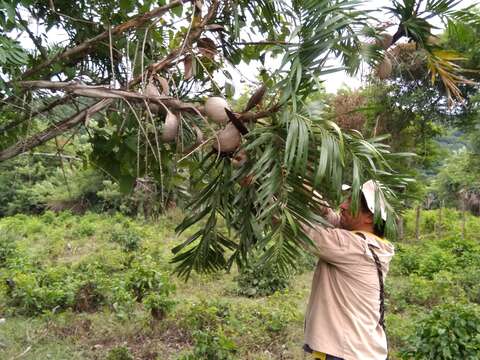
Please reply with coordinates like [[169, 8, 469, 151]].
[[1, 209, 479, 359]]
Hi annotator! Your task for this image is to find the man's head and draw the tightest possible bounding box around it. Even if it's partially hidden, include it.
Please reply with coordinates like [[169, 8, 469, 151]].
[[339, 180, 386, 237]]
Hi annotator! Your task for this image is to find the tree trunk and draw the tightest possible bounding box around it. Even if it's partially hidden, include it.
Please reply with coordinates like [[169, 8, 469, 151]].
[[436, 202, 443, 239], [397, 216, 404, 242], [415, 205, 421, 241]]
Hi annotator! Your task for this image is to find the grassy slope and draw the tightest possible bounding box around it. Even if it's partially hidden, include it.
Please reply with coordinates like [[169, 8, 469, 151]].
[[0, 208, 479, 359]]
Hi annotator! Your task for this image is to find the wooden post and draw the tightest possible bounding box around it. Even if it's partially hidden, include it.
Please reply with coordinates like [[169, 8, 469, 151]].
[[436, 202, 443, 239], [397, 216, 404, 242], [415, 205, 421, 242]]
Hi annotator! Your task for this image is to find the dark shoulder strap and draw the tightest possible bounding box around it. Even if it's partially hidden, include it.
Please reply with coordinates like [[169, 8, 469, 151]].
[[355, 232, 386, 332]]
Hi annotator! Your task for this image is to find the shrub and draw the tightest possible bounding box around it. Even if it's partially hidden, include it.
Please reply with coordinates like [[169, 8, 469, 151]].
[[387, 272, 464, 311], [73, 281, 105, 312], [3, 269, 77, 315], [235, 261, 290, 297], [0, 229, 18, 267], [109, 227, 141, 252], [390, 244, 421, 276], [455, 267, 480, 304], [142, 292, 176, 320], [416, 248, 456, 279], [125, 258, 175, 301], [106, 346, 134, 360], [178, 330, 237, 360], [400, 303, 480, 359], [182, 300, 231, 332]]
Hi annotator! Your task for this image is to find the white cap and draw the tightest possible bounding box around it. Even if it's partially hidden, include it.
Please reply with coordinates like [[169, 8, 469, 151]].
[[342, 180, 387, 221]]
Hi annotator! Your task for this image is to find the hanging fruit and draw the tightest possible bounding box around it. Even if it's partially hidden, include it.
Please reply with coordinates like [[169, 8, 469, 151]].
[[204, 97, 230, 124], [197, 37, 218, 59], [376, 33, 393, 50], [376, 57, 392, 80], [244, 84, 267, 112], [161, 111, 179, 142], [212, 123, 241, 153], [231, 149, 247, 168], [144, 82, 162, 114]]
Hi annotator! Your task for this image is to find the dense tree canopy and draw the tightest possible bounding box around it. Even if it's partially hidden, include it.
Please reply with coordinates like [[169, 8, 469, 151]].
[[0, 0, 477, 277]]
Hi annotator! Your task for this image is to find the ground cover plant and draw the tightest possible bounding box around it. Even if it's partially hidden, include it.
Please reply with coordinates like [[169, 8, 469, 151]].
[[0, 209, 479, 359]]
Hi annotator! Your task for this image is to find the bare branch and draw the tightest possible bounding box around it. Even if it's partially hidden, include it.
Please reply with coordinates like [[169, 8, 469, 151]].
[[0, 0, 221, 162], [0, 95, 72, 133], [16, 10, 48, 59], [21, 0, 184, 80], [17, 80, 202, 113], [0, 99, 113, 162]]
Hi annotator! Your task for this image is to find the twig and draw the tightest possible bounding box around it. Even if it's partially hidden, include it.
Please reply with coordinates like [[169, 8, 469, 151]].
[[0, 99, 113, 162], [0, 95, 72, 133], [21, 0, 184, 80], [9, 345, 32, 360], [0, 0, 220, 162]]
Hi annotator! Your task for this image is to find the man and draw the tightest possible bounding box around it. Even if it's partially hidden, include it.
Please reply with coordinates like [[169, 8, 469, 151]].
[[302, 180, 394, 360]]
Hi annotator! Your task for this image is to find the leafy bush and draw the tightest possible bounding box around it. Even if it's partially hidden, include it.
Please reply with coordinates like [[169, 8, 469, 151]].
[[400, 303, 480, 359], [0, 229, 18, 267], [125, 258, 175, 301], [106, 346, 134, 360], [390, 244, 421, 276], [235, 261, 290, 297], [110, 227, 142, 252], [178, 330, 237, 360], [182, 300, 231, 332], [387, 272, 465, 311], [143, 292, 176, 320], [3, 268, 77, 315], [455, 267, 480, 304], [416, 248, 456, 279]]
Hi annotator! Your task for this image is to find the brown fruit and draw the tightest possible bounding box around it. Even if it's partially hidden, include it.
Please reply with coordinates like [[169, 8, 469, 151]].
[[204, 97, 230, 124], [376, 33, 393, 50], [239, 174, 254, 187], [197, 37, 217, 59], [212, 123, 241, 153], [184, 55, 193, 80], [161, 112, 179, 142], [244, 84, 267, 112], [144, 82, 161, 114], [231, 149, 247, 168], [157, 76, 169, 96], [376, 57, 392, 80]]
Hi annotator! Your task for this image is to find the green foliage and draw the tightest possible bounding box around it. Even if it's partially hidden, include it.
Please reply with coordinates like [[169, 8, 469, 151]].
[[106, 346, 134, 360], [432, 148, 480, 207], [181, 299, 231, 332], [125, 257, 175, 301], [400, 303, 480, 360], [142, 292, 176, 320], [235, 261, 291, 297], [109, 227, 142, 252], [0, 212, 176, 316], [178, 330, 237, 360]]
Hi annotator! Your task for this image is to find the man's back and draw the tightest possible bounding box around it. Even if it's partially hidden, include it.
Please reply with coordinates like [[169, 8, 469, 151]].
[[302, 224, 394, 360]]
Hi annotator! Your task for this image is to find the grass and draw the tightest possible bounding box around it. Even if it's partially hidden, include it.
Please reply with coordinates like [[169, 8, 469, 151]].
[[0, 208, 479, 359]]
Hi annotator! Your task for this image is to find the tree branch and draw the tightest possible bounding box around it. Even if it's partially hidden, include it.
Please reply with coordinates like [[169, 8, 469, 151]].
[[0, 0, 220, 163], [16, 10, 48, 59], [0, 95, 73, 133], [0, 99, 112, 162], [20, 0, 184, 80], [17, 81, 202, 113]]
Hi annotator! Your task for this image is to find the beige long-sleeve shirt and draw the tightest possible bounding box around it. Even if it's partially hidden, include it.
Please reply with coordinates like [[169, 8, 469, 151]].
[[302, 212, 394, 360]]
